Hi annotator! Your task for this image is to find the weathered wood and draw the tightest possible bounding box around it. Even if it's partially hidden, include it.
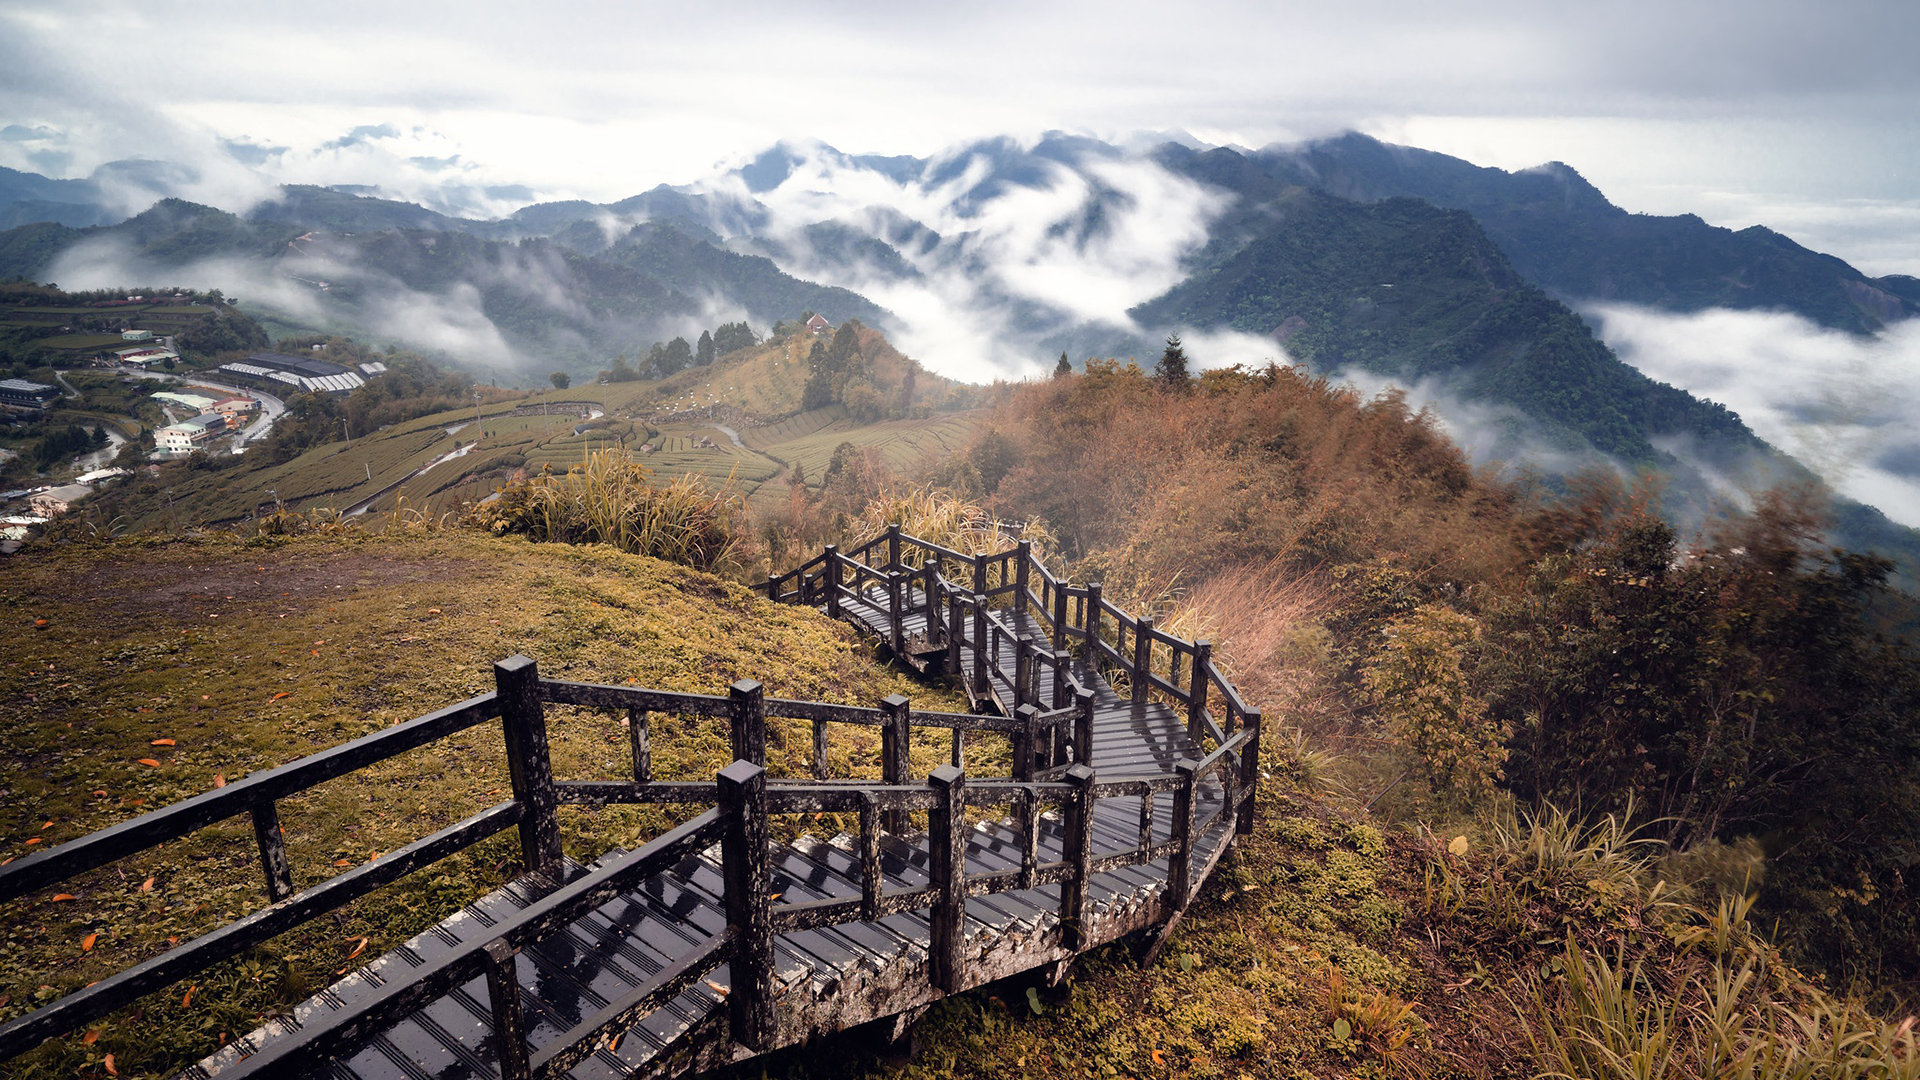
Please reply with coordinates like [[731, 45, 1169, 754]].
[[1014, 705, 1039, 782], [496, 655, 562, 876], [718, 760, 773, 1051], [928, 765, 967, 993], [824, 544, 842, 618], [1052, 581, 1069, 652], [1014, 540, 1031, 616], [1138, 789, 1155, 855], [1084, 582, 1103, 665], [529, 934, 727, 1077], [1074, 687, 1096, 767], [971, 593, 989, 698], [730, 679, 767, 768], [813, 717, 830, 780], [552, 780, 719, 806], [860, 792, 882, 921], [1132, 616, 1154, 704], [1169, 760, 1197, 912], [1018, 786, 1040, 889], [887, 521, 902, 569], [1061, 764, 1096, 951], [0, 801, 521, 1061], [950, 726, 965, 769], [972, 551, 987, 596], [195, 808, 724, 1078], [628, 708, 652, 783], [1014, 636, 1032, 708], [887, 570, 906, 653], [1238, 709, 1261, 835], [483, 938, 532, 1080], [881, 694, 910, 834], [248, 800, 294, 903], [540, 680, 730, 716], [0, 692, 498, 906], [946, 589, 964, 674], [1188, 640, 1212, 742]]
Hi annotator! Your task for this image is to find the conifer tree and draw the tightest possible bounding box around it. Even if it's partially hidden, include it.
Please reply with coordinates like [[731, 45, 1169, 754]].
[[695, 330, 715, 366], [1055, 351, 1072, 378], [1156, 334, 1191, 391]]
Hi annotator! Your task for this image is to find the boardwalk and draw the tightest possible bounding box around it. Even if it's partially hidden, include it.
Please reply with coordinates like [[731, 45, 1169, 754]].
[[0, 530, 1259, 1079]]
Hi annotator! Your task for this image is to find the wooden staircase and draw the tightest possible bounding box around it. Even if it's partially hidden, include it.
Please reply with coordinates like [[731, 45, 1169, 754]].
[[0, 530, 1259, 1079]]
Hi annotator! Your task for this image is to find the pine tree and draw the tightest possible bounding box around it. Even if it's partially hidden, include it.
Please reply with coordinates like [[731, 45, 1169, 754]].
[[1055, 351, 1072, 378], [695, 330, 716, 367], [1155, 334, 1190, 391]]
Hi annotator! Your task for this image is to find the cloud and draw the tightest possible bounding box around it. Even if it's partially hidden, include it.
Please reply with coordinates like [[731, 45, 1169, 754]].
[[1591, 303, 1920, 527]]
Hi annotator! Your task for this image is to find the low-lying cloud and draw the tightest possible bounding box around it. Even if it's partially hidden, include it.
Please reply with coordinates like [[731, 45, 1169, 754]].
[[1591, 303, 1920, 527]]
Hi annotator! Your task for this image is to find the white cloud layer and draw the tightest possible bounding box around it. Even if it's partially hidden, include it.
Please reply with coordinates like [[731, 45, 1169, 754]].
[[1592, 304, 1920, 526]]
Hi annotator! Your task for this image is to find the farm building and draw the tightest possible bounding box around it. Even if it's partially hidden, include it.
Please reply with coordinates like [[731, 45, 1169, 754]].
[[218, 352, 367, 395], [156, 413, 227, 455], [30, 483, 92, 516], [212, 397, 259, 424], [113, 346, 178, 368], [806, 313, 831, 334], [0, 379, 60, 411], [121, 329, 154, 342], [152, 391, 221, 413]]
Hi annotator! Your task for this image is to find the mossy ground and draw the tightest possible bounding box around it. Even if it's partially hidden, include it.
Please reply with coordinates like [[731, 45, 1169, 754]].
[[1, 529, 1679, 1080], [0, 530, 968, 1079]]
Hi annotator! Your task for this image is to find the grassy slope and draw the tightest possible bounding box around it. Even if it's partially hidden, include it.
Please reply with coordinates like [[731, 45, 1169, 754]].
[[0, 527, 1731, 1080], [101, 331, 980, 531], [0, 530, 971, 1079]]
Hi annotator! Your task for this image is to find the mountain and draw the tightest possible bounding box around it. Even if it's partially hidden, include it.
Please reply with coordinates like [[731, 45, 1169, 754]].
[[0, 197, 887, 373], [1185, 132, 1919, 334]]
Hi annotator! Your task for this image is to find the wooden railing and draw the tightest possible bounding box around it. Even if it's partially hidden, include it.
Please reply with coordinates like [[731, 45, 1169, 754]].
[[0, 531, 1263, 1074], [763, 526, 1262, 828]]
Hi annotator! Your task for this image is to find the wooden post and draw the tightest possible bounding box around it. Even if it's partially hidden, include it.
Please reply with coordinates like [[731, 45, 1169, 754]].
[[249, 800, 293, 902], [1052, 649, 1069, 713], [729, 680, 767, 768], [1014, 704, 1039, 782], [484, 938, 532, 1080], [812, 717, 829, 780], [1169, 760, 1197, 912], [972, 552, 987, 597], [971, 593, 989, 699], [951, 727, 965, 769], [1084, 582, 1103, 665], [887, 570, 905, 654], [628, 708, 652, 783], [496, 655, 561, 876], [880, 694, 910, 834], [1014, 636, 1032, 708], [1238, 710, 1261, 835], [1132, 616, 1154, 704], [764, 571, 779, 603], [823, 544, 841, 618], [886, 522, 902, 569], [859, 791, 882, 921], [928, 764, 967, 993], [946, 590, 964, 677], [927, 571, 944, 650], [1018, 786, 1040, 890], [718, 761, 773, 1051], [1014, 540, 1031, 616], [1062, 764, 1096, 950], [1074, 686, 1096, 767], [1052, 582, 1069, 652], [1187, 640, 1213, 742]]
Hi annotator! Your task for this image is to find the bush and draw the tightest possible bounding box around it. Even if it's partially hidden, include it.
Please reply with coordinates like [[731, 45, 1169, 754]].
[[472, 450, 745, 572]]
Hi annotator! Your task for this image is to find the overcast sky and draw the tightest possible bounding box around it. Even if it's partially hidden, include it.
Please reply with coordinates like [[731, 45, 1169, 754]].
[[4, 0, 1920, 274]]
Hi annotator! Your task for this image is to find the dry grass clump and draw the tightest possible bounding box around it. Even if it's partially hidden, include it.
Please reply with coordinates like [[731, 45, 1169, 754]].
[[473, 449, 747, 572]]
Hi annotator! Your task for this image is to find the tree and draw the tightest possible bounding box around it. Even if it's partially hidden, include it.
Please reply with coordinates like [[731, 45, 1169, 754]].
[[1055, 352, 1073, 378], [695, 330, 716, 367], [1155, 334, 1190, 391], [549, 371, 571, 390], [801, 340, 835, 410], [664, 336, 693, 374]]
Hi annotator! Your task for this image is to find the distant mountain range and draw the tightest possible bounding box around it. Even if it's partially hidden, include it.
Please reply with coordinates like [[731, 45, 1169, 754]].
[[1, 131, 1915, 565]]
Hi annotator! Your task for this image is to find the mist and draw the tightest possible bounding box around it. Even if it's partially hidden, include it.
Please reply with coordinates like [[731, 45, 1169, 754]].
[[1591, 304, 1920, 528]]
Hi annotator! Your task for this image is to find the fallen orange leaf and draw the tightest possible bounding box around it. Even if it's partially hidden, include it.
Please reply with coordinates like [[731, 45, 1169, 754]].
[[81, 932, 97, 951], [50, 893, 75, 901], [704, 980, 730, 996], [345, 937, 369, 960], [212, 774, 226, 788], [103, 1053, 117, 1076], [23, 838, 40, 845], [136, 758, 161, 767], [332, 859, 352, 867], [181, 984, 196, 1007], [1152, 1048, 1165, 1066], [92, 790, 107, 797], [41, 821, 52, 830], [150, 738, 176, 747], [270, 691, 291, 701], [82, 1028, 99, 1044]]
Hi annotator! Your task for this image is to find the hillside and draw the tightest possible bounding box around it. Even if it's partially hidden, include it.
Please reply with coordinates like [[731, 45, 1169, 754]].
[[0, 201, 887, 375], [1160, 132, 1920, 334]]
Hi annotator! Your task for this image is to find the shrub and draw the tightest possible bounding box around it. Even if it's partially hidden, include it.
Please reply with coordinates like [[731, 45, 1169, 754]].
[[472, 450, 746, 572]]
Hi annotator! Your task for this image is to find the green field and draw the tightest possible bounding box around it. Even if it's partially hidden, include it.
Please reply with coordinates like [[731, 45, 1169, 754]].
[[32, 333, 126, 350]]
